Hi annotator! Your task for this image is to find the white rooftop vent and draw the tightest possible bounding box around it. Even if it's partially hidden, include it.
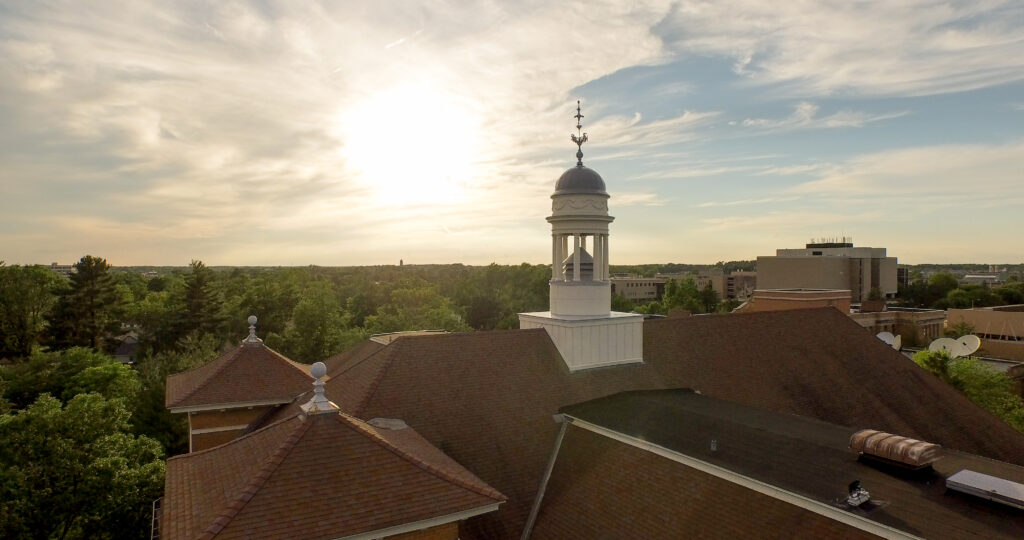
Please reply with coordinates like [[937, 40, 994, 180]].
[[946, 469, 1024, 509]]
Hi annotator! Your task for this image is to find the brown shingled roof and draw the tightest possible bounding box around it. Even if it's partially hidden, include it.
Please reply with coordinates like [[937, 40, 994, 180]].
[[161, 411, 505, 540], [247, 308, 1024, 538], [165, 342, 312, 410]]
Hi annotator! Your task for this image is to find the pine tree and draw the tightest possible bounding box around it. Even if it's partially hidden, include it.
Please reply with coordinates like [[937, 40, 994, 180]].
[[175, 260, 225, 341], [47, 256, 122, 352]]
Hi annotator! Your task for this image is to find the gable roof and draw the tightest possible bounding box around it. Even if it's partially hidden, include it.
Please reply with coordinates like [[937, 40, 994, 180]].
[[165, 342, 312, 410], [161, 411, 505, 540], [528, 389, 1024, 539], [249, 308, 1024, 538]]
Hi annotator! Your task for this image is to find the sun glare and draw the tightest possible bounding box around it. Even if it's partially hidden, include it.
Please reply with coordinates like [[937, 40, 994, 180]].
[[336, 84, 480, 206]]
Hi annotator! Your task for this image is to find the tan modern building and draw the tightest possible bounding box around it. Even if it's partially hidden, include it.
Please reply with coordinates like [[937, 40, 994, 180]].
[[948, 305, 1024, 361], [610, 275, 666, 302], [757, 240, 897, 302]]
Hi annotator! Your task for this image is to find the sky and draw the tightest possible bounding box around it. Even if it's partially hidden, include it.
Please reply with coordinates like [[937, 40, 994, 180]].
[[1, 1, 1023, 267]]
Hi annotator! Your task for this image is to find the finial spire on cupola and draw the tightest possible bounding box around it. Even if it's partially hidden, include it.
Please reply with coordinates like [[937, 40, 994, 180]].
[[302, 361, 339, 415], [571, 99, 588, 167], [243, 315, 262, 346]]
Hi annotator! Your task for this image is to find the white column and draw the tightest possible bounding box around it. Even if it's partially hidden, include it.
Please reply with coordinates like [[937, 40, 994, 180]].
[[598, 234, 606, 278], [594, 233, 603, 281], [551, 234, 558, 280], [573, 234, 581, 282], [561, 235, 569, 281]]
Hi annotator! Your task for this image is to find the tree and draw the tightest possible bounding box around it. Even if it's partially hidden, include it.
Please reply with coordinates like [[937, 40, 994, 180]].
[[698, 282, 720, 313], [47, 256, 123, 352], [0, 393, 164, 539], [913, 350, 1024, 433], [272, 282, 367, 364], [0, 347, 130, 410], [0, 264, 62, 360], [945, 321, 976, 339], [131, 335, 221, 456], [663, 277, 703, 314], [365, 281, 471, 334], [176, 260, 226, 340]]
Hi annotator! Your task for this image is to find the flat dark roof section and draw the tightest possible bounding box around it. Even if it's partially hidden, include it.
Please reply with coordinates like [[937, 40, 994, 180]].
[[559, 389, 1024, 540]]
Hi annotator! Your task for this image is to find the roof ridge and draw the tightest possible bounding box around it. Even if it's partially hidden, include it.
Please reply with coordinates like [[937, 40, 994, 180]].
[[168, 345, 244, 408], [335, 413, 505, 502], [352, 343, 401, 417], [199, 416, 312, 539], [330, 341, 389, 378], [263, 344, 315, 378]]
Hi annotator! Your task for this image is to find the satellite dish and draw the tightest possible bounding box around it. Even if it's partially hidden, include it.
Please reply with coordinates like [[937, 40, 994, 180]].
[[892, 334, 902, 351], [876, 332, 895, 346], [956, 335, 981, 357], [929, 337, 960, 356]]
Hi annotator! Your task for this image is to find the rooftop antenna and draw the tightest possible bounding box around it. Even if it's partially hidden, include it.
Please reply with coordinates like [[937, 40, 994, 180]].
[[571, 100, 588, 167], [243, 315, 262, 346], [302, 361, 339, 415]]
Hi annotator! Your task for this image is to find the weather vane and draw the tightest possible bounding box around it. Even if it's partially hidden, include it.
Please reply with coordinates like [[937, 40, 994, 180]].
[[571, 100, 588, 167]]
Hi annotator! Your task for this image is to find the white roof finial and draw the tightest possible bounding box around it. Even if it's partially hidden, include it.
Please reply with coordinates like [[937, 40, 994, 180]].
[[243, 315, 262, 346], [302, 361, 339, 415]]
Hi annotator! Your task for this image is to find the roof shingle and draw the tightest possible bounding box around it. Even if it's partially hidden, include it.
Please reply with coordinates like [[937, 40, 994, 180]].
[[166, 343, 312, 409], [162, 412, 505, 540]]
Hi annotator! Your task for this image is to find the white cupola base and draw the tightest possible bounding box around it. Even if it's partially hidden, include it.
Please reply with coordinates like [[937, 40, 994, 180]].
[[519, 310, 643, 372]]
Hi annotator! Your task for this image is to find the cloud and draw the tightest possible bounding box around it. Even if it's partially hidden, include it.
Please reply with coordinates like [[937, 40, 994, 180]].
[[614, 192, 667, 206], [741, 102, 908, 131], [792, 141, 1024, 207], [696, 196, 801, 208], [0, 1, 680, 264], [699, 210, 888, 233], [657, 0, 1024, 96]]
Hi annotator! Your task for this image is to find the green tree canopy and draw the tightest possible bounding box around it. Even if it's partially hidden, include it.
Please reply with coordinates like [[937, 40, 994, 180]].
[[365, 281, 470, 334], [913, 350, 1024, 433], [0, 348, 134, 410], [0, 393, 165, 539], [269, 282, 368, 364], [0, 264, 62, 360]]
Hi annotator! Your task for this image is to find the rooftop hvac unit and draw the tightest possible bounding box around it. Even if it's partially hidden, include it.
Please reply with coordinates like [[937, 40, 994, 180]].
[[946, 470, 1024, 510], [849, 429, 942, 469]]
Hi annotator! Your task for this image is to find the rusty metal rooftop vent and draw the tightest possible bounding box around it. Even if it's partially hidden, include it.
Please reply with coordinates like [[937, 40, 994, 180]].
[[849, 429, 942, 470]]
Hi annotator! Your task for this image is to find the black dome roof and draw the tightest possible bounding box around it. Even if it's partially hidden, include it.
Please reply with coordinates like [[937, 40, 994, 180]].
[[554, 165, 607, 195]]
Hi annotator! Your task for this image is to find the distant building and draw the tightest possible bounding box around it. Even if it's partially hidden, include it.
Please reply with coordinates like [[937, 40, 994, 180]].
[[757, 239, 897, 302], [897, 266, 911, 288], [655, 269, 757, 301], [46, 262, 74, 278], [962, 274, 1002, 286], [948, 305, 1024, 361], [736, 288, 852, 314], [850, 307, 945, 346], [610, 275, 666, 302]]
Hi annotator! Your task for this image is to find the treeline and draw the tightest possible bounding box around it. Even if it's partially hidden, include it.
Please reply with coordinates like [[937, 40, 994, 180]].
[[609, 260, 755, 278], [897, 271, 1024, 309]]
